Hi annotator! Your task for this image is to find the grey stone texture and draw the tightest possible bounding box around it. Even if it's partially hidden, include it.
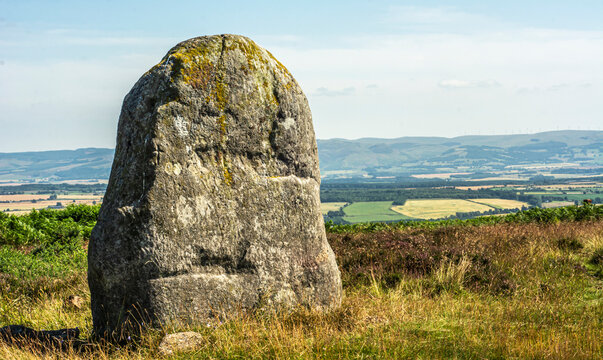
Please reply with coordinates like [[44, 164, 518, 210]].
[[88, 34, 342, 336], [157, 332, 205, 356]]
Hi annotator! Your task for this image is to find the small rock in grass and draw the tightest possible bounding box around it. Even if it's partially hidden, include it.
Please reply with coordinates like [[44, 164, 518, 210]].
[[64, 295, 84, 309], [158, 331, 204, 356]]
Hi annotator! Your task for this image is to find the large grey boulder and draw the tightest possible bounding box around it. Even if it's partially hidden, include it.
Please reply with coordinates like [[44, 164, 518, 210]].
[[88, 34, 342, 337]]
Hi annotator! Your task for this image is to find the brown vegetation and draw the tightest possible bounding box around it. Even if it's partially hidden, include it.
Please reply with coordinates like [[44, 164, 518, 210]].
[[1, 217, 601, 359]]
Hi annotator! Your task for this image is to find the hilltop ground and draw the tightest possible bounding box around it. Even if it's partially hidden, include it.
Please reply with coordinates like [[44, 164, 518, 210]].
[[0, 205, 602, 359]]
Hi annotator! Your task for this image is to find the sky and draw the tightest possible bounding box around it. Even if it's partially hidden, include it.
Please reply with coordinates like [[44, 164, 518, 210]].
[[1, 0, 602, 152]]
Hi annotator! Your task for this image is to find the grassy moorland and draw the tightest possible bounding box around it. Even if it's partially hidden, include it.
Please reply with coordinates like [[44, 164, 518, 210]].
[[0, 204, 602, 359]]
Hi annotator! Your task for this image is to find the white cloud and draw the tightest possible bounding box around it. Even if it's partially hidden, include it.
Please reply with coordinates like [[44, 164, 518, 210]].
[[269, 27, 603, 139], [439, 79, 501, 89]]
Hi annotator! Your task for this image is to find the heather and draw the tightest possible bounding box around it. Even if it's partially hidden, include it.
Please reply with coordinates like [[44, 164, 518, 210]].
[[0, 204, 601, 359]]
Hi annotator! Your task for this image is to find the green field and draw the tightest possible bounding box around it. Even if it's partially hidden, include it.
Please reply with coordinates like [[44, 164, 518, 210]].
[[342, 201, 413, 223], [392, 199, 493, 220], [320, 202, 347, 215]]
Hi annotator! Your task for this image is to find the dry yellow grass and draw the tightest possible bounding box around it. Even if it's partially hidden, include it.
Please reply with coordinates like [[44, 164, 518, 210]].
[[471, 198, 529, 209], [320, 202, 347, 215], [1, 219, 601, 359]]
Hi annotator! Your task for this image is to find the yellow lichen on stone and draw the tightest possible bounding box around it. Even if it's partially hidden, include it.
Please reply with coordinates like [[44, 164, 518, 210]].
[[217, 114, 227, 137], [170, 50, 216, 89], [223, 166, 233, 186], [213, 79, 228, 111]]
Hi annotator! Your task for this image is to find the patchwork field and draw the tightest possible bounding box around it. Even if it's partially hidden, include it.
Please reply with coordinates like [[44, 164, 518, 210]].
[[342, 201, 412, 223], [331, 198, 537, 222], [540, 183, 602, 190], [0, 193, 103, 214], [392, 199, 493, 219], [524, 191, 583, 195], [320, 202, 348, 215], [470, 198, 529, 209], [542, 201, 575, 208], [411, 172, 471, 179], [0, 194, 50, 202], [455, 185, 509, 190]]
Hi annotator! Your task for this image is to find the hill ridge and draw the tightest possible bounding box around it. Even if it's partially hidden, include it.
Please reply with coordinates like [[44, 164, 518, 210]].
[[0, 130, 601, 181]]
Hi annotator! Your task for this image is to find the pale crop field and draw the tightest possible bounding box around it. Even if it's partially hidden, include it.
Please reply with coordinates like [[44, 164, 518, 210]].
[[343, 201, 412, 223], [392, 199, 493, 219], [0, 194, 49, 202], [470, 198, 529, 209], [1, 200, 65, 212], [57, 194, 104, 201], [320, 202, 348, 215], [1, 195, 102, 214], [542, 201, 575, 208]]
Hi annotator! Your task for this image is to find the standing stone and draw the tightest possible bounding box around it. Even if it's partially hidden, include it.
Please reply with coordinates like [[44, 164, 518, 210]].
[[88, 34, 342, 336]]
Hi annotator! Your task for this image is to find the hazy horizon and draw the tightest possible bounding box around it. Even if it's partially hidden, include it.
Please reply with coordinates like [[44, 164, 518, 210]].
[[0, 129, 599, 154], [1, 0, 602, 152]]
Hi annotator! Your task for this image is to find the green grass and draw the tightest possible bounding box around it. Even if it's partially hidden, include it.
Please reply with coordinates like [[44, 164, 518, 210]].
[[0, 205, 602, 359], [342, 201, 413, 223]]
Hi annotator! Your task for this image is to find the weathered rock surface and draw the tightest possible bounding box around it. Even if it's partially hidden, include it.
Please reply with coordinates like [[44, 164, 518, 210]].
[[157, 331, 204, 356], [88, 34, 342, 336]]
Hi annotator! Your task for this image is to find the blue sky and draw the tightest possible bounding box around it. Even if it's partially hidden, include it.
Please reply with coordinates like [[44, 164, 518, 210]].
[[1, 0, 602, 151]]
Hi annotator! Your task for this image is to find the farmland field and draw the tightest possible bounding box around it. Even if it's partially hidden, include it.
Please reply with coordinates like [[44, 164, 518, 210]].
[[524, 191, 582, 195], [0, 194, 49, 202], [542, 201, 575, 208], [470, 198, 529, 209], [411, 172, 471, 179], [392, 199, 494, 219], [455, 185, 510, 190], [0, 192, 103, 214], [320, 202, 347, 215], [540, 183, 602, 190], [342, 201, 412, 223]]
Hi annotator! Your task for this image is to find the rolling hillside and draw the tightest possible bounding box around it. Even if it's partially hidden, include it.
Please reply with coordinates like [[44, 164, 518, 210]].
[[0, 131, 601, 181], [0, 148, 114, 181], [317, 130, 602, 179]]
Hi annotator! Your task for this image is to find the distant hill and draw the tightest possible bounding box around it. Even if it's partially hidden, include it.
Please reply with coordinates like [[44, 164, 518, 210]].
[[317, 130, 603, 179], [0, 148, 114, 181], [0, 131, 601, 181]]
